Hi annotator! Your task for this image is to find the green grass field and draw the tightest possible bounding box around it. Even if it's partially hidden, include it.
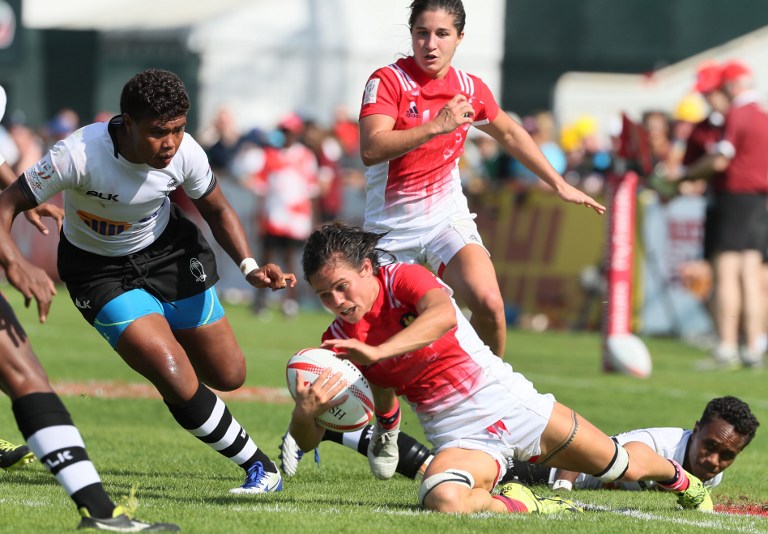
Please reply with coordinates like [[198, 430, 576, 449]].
[[1, 286, 767, 533]]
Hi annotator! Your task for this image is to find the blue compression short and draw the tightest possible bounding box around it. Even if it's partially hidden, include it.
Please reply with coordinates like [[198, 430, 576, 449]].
[[93, 286, 225, 348]]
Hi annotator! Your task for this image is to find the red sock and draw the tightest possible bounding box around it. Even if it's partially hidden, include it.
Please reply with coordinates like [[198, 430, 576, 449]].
[[375, 402, 400, 431], [492, 495, 529, 513]]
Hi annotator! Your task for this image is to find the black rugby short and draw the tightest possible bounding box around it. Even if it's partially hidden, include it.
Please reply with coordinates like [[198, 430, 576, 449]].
[[58, 203, 220, 324], [703, 192, 768, 259]]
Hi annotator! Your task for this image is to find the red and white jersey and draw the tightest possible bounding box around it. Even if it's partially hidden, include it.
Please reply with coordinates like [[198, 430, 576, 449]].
[[249, 143, 319, 240], [322, 263, 536, 445], [21, 121, 214, 256], [563, 427, 723, 490], [359, 56, 500, 234]]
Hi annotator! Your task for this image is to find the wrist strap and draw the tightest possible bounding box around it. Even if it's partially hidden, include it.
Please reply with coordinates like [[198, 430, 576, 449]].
[[239, 258, 259, 277]]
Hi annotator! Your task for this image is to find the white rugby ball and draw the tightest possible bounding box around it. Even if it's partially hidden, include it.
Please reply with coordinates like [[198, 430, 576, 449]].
[[286, 348, 374, 432], [604, 334, 653, 379]]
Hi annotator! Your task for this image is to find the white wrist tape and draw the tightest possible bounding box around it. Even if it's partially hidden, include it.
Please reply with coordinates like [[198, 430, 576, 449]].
[[239, 258, 259, 277]]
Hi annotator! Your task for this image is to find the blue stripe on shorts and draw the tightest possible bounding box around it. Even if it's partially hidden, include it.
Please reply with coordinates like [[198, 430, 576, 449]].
[[93, 286, 225, 348]]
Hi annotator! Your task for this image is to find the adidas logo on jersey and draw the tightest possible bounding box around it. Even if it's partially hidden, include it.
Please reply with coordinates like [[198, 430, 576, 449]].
[[406, 102, 420, 118]]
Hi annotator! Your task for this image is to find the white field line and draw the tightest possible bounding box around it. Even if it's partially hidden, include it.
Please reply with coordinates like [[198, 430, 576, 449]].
[[526, 373, 768, 411], [579, 502, 768, 533], [48, 373, 768, 410], [232, 501, 767, 531]]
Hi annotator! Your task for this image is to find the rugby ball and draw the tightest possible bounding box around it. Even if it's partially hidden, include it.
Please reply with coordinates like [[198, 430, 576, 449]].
[[286, 348, 374, 432], [604, 334, 653, 379]]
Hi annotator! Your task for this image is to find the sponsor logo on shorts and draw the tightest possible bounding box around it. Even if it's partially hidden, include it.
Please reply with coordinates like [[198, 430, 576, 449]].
[[76, 210, 132, 236], [190, 258, 207, 282]]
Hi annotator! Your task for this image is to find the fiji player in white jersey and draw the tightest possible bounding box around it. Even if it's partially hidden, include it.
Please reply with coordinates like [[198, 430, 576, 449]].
[[0, 84, 180, 530], [0, 69, 296, 501], [506, 396, 759, 493]]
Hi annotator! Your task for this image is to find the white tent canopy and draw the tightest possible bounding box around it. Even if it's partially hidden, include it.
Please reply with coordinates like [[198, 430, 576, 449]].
[[23, 0, 253, 30], [22, 0, 508, 129]]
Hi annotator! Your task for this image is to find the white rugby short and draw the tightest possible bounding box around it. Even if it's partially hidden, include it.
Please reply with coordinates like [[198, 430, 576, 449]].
[[373, 214, 488, 276], [433, 390, 555, 485]]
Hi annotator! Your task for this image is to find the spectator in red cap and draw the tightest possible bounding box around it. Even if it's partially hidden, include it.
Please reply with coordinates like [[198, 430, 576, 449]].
[[680, 59, 768, 369], [685, 62, 729, 166], [720, 60, 752, 86], [693, 60, 722, 94]]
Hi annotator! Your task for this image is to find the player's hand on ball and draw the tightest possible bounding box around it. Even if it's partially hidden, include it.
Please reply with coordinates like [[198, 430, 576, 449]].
[[322, 338, 384, 365], [246, 263, 297, 290], [292, 368, 348, 422]]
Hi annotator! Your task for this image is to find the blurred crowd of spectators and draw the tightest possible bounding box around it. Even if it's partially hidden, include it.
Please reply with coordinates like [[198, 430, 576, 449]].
[[3, 59, 763, 354]]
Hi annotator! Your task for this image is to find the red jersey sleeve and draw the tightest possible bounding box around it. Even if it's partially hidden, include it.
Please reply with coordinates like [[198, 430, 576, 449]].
[[359, 67, 401, 121], [388, 263, 446, 307], [469, 74, 500, 125]]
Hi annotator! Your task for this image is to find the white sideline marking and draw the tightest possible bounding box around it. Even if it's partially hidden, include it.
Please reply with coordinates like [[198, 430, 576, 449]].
[[231, 501, 766, 530], [528, 373, 768, 410], [580, 503, 767, 533]]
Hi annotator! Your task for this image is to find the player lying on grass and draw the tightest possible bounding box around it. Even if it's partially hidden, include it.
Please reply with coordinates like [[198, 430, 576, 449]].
[[286, 222, 714, 515], [508, 395, 759, 492], [279, 395, 758, 498]]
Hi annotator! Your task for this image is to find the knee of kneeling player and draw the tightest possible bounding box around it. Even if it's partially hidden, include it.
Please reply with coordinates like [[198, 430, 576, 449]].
[[419, 469, 475, 513], [422, 484, 472, 513]]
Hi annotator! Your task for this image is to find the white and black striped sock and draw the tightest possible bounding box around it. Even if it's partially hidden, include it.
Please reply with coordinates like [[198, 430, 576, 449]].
[[12, 393, 115, 518], [167, 382, 274, 471]]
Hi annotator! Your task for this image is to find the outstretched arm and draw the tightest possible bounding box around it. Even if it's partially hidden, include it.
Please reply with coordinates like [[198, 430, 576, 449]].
[[0, 181, 56, 322], [478, 113, 605, 214]]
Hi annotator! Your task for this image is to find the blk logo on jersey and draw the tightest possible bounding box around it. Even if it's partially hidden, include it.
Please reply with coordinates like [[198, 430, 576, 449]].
[[87, 190, 120, 201], [406, 102, 420, 119], [76, 210, 132, 236], [190, 258, 207, 282]]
